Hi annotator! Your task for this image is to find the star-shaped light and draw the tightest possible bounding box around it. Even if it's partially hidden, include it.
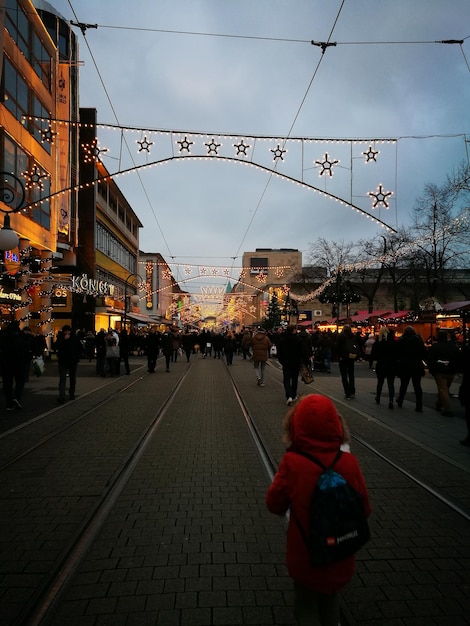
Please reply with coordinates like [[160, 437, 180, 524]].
[[40, 125, 57, 144], [137, 136, 153, 152], [177, 136, 194, 153], [205, 138, 221, 155], [82, 139, 108, 163], [24, 165, 49, 190], [368, 184, 393, 208], [315, 153, 339, 177], [257, 272, 267, 283], [234, 139, 250, 156], [162, 269, 172, 280], [184, 266, 192, 276], [363, 145, 379, 162], [271, 144, 286, 161]]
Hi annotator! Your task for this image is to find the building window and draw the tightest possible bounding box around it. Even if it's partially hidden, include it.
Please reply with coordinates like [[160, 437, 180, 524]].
[[96, 222, 136, 274], [1, 134, 51, 229], [250, 257, 268, 275], [5, 0, 52, 90], [2, 57, 52, 153]]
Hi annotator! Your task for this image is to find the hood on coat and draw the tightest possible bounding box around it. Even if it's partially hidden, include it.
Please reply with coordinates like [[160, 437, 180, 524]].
[[289, 394, 343, 452]]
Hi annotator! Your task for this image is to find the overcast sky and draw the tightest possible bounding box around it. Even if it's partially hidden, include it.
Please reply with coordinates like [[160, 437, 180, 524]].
[[43, 0, 469, 296]]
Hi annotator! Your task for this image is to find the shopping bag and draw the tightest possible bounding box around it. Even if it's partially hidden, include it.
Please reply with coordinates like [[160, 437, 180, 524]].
[[33, 356, 45, 376], [301, 363, 314, 384]]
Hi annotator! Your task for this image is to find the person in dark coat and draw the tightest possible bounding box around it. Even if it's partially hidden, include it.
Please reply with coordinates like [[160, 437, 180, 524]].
[[426, 330, 460, 416], [95, 329, 107, 376], [0, 321, 29, 410], [160, 329, 173, 372], [371, 327, 398, 409], [458, 343, 470, 446], [277, 325, 308, 406], [266, 394, 371, 625], [336, 325, 359, 399], [119, 329, 131, 375], [223, 331, 237, 366], [182, 330, 195, 363], [145, 328, 160, 373], [55, 325, 82, 403], [396, 326, 428, 412]]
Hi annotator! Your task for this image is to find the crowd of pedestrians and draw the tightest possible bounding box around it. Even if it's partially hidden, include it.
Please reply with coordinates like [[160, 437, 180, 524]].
[[0, 321, 468, 445]]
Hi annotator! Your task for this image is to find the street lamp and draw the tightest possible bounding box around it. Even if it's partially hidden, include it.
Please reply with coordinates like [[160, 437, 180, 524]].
[[123, 272, 144, 329], [0, 172, 25, 251]]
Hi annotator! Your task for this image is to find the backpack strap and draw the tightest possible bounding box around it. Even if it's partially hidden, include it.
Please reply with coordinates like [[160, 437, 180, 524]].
[[288, 448, 343, 554]]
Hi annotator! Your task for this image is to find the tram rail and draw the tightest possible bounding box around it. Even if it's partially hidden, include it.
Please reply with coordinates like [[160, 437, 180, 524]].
[[0, 354, 468, 625]]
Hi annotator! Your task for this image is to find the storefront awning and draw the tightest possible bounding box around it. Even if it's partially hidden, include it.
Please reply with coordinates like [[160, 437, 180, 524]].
[[126, 311, 159, 324], [379, 310, 412, 320], [441, 301, 470, 313]]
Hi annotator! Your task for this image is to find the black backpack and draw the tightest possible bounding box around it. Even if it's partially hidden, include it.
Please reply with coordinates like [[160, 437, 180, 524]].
[[291, 449, 370, 566]]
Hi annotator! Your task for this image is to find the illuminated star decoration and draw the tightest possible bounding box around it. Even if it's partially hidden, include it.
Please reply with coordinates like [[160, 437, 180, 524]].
[[205, 138, 221, 155], [137, 136, 154, 152], [184, 266, 192, 276], [315, 153, 339, 177], [234, 139, 251, 156], [363, 145, 379, 162], [82, 139, 108, 163], [40, 125, 57, 144], [177, 136, 194, 153], [24, 165, 49, 190], [368, 184, 393, 208], [271, 144, 286, 161]]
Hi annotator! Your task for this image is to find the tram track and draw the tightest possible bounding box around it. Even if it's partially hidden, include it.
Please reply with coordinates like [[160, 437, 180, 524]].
[[5, 362, 196, 626], [1, 355, 468, 625]]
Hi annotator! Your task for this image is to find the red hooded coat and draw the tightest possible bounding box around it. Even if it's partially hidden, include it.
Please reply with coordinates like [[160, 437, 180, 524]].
[[266, 394, 371, 593]]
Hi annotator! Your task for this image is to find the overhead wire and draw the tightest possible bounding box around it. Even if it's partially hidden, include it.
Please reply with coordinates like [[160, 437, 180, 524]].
[[231, 0, 347, 267], [62, 3, 469, 297], [66, 1, 175, 266]]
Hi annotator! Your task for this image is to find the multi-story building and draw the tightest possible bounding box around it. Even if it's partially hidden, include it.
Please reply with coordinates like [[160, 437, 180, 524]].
[[0, 0, 79, 339], [231, 248, 303, 328], [138, 252, 187, 327]]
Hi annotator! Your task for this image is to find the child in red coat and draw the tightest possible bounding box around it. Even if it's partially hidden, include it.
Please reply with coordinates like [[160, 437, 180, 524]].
[[266, 394, 371, 626]]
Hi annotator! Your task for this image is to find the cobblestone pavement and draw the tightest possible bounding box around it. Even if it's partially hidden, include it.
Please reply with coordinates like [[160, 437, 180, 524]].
[[0, 354, 469, 625]]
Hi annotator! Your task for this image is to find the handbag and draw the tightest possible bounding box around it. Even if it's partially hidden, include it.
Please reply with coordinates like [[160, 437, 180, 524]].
[[32, 356, 45, 376], [301, 363, 314, 384]]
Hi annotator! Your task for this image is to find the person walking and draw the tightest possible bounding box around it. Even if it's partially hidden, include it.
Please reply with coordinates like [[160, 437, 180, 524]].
[[223, 330, 237, 365], [119, 328, 131, 375], [250, 327, 272, 387], [458, 342, 470, 446], [182, 329, 195, 363], [0, 321, 29, 411], [104, 328, 119, 376], [55, 325, 82, 403], [241, 328, 252, 360], [363, 333, 376, 370], [277, 325, 307, 405], [160, 329, 173, 372], [336, 325, 359, 399], [426, 330, 460, 416], [145, 328, 159, 373], [171, 327, 182, 362], [266, 394, 371, 626], [371, 327, 398, 409], [396, 326, 428, 412], [95, 329, 107, 376]]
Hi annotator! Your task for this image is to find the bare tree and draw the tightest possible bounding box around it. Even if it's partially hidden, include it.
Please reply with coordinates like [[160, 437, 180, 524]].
[[410, 173, 470, 301]]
